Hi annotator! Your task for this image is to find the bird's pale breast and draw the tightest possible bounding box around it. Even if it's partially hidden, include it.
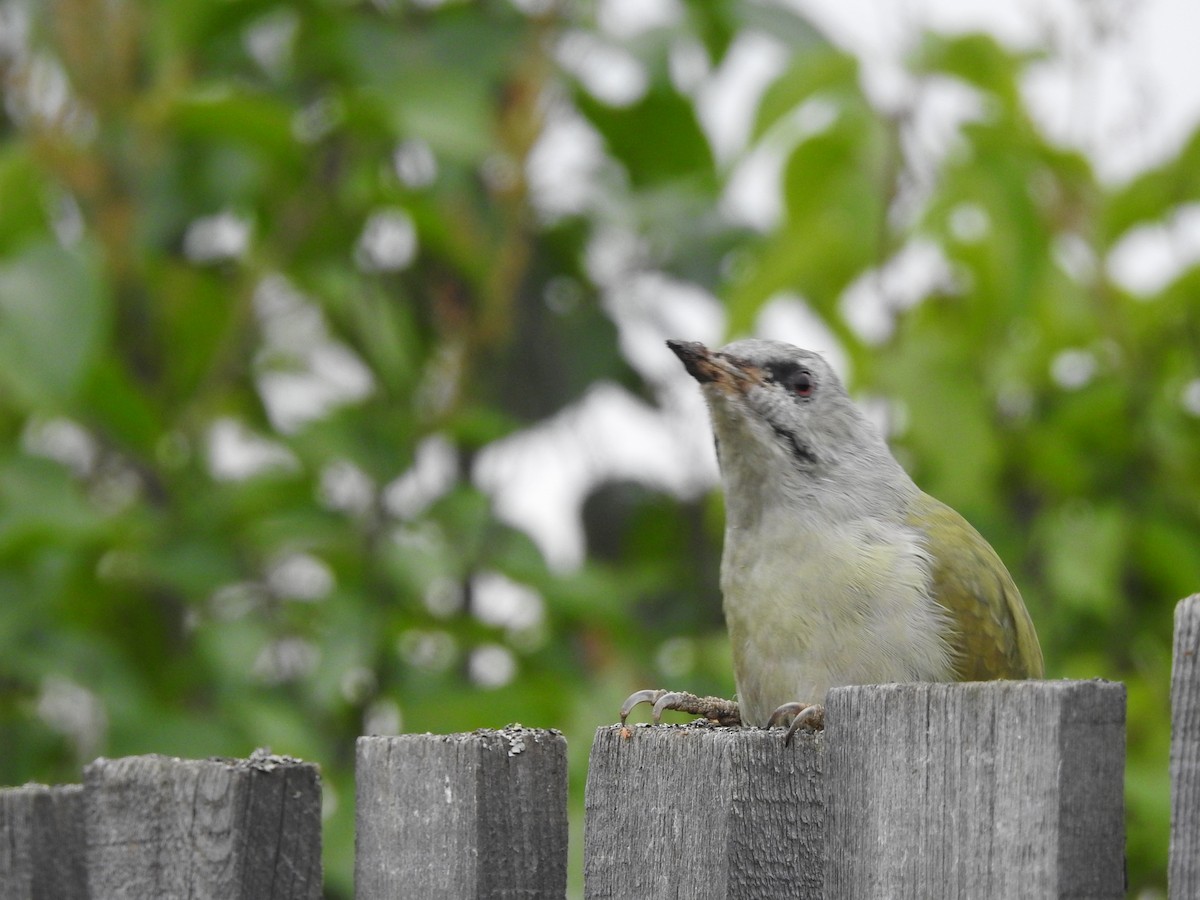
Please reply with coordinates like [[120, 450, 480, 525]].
[[722, 509, 956, 725]]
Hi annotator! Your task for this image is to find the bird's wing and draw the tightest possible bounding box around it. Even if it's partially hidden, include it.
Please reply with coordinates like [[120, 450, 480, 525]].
[[907, 491, 1044, 680]]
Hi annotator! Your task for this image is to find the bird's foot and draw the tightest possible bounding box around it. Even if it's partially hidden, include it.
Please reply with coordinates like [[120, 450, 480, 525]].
[[766, 702, 825, 745], [619, 689, 742, 727]]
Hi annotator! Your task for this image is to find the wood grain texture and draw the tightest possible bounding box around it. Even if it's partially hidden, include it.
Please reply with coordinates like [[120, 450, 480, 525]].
[[825, 681, 1125, 900], [85, 751, 322, 900], [1171, 594, 1200, 899], [0, 784, 86, 900], [583, 723, 824, 900], [355, 726, 567, 899]]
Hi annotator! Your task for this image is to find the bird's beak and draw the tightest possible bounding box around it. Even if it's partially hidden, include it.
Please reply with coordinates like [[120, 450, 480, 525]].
[[666, 340, 763, 394]]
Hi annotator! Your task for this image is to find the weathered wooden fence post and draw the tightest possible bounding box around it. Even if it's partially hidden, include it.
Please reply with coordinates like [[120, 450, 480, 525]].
[[583, 723, 825, 899], [825, 680, 1126, 899], [1170, 593, 1200, 898], [355, 725, 568, 899], [0, 784, 87, 899], [85, 751, 322, 899]]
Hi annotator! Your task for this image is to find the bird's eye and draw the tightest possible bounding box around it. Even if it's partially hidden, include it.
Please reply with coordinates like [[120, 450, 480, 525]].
[[766, 362, 815, 398], [787, 370, 814, 398]]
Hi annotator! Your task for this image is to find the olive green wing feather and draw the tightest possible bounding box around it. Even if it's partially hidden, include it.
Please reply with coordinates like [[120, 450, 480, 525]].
[[907, 492, 1044, 680]]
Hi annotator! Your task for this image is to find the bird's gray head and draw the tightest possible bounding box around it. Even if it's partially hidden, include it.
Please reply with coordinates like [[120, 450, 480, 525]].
[[668, 338, 915, 517]]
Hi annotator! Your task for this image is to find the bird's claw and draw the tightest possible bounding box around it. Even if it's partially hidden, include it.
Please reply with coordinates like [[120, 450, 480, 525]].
[[620, 689, 669, 725], [767, 701, 825, 745], [652, 691, 689, 723], [619, 689, 742, 726]]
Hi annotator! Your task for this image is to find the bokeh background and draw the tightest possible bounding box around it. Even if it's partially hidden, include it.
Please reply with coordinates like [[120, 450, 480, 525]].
[[2, 0, 1198, 895]]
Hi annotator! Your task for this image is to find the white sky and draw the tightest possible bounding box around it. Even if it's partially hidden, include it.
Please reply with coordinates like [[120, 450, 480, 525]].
[[792, 0, 1200, 182]]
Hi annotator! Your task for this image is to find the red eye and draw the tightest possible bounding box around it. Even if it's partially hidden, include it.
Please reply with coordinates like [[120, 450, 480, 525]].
[[787, 370, 813, 397], [766, 361, 815, 398]]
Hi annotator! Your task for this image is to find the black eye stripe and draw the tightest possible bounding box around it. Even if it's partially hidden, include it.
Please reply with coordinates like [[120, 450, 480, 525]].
[[765, 362, 815, 397]]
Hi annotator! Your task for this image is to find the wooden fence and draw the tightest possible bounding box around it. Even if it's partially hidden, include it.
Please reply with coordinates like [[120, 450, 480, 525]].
[[3, 592, 1198, 899]]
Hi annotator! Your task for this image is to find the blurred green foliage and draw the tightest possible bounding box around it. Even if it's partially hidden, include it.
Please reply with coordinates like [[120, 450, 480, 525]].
[[0, 0, 1195, 895]]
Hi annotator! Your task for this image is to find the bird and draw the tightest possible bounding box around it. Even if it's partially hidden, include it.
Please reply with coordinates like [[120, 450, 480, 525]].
[[621, 338, 1043, 738]]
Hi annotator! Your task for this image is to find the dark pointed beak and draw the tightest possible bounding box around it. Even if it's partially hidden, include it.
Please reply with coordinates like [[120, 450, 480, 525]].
[[666, 340, 718, 382], [667, 340, 763, 392]]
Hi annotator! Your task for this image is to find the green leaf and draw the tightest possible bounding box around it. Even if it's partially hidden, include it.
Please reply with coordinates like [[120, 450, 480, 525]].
[[679, 0, 740, 62], [78, 354, 164, 454], [0, 147, 53, 254], [1037, 501, 1127, 620], [753, 48, 858, 142], [880, 315, 1003, 513], [726, 100, 891, 331], [0, 241, 109, 409], [577, 83, 716, 188], [913, 32, 1036, 111], [337, 10, 525, 164], [1102, 128, 1200, 245], [0, 455, 104, 554], [171, 88, 303, 171]]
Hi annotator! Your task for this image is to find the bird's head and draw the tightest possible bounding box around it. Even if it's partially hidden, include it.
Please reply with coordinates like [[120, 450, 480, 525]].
[[668, 338, 913, 517]]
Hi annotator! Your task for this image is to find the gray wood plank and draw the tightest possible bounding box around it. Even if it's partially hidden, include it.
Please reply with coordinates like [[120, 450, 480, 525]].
[[355, 726, 567, 899], [583, 722, 824, 900], [824, 680, 1126, 900], [1171, 594, 1200, 899], [85, 750, 322, 899], [0, 783, 87, 900]]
